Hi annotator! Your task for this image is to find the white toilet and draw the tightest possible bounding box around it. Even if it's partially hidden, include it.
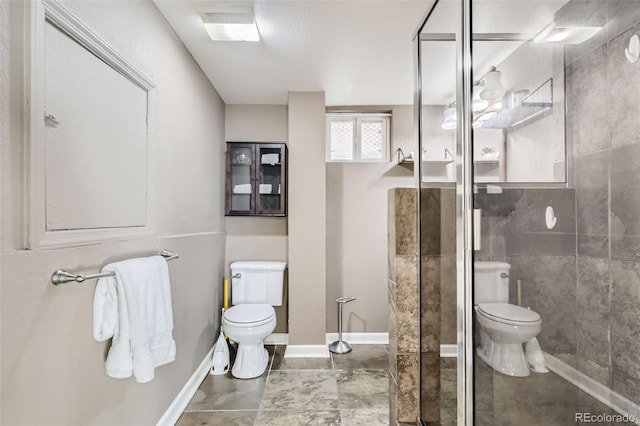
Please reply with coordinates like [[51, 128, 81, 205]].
[[223, 261, 286, 379], [474, 261, 543, 377]]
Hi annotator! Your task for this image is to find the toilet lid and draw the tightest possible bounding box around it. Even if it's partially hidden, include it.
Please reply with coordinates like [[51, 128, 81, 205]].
[[478, 303, 540, 323], [224, 304, 275, 324]]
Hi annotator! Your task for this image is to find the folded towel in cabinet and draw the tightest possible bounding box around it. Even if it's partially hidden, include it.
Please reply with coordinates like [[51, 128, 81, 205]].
[[233, 184, 252, 194], [261, 153, 279, 165], [93, 255, 176, 383], [259, 184, 272, 194]]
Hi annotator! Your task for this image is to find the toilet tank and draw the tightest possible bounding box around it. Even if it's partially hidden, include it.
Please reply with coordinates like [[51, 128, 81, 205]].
[[230, 261, 287, 306], [474, 261, 510, 304]]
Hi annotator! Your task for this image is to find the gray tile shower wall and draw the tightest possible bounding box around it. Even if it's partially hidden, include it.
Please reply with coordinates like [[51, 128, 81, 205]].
[[576, 256, 611, 385], [421, 188, 456, 345], [611, 143, 640, 262], [507, 255, 578, 354], [567, 44, 609, 157], [608, 24, 640, 151], [389, 187, 456, 424], [566, 13, 640, 407], [388, 188, 422, 424], [610, 259, 640, 402], [573, 150, 609, 257], [475, 188, 577, 257]]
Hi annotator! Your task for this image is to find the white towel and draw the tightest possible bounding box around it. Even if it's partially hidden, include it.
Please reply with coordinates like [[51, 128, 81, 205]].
[[261, 153, 279, 165], [259, 184, 272, 194], [233, 184, 252, 194], [93, 256, 176, 383]]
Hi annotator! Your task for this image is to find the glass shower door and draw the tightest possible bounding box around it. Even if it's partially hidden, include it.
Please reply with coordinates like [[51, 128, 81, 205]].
[[416, 1, 461, 424], [417, 0, 640, 425], [470, 1, 640, 425]]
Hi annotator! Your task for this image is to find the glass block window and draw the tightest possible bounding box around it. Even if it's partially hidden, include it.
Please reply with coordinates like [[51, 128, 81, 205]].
[[329, 120, 355, 160], [360, 120, 384, 159], [326, 114, 390, 162]]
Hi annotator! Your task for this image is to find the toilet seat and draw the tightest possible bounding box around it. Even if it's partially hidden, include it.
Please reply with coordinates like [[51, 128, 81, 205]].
[[223, 304, 275, 327], [477, 303, 540, 326]]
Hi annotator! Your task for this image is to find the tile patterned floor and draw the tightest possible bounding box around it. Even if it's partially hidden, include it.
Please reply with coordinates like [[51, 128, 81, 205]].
[[177, 344, 389, 426], [178, 343, 635, 425], [439, 355, 637, 426]]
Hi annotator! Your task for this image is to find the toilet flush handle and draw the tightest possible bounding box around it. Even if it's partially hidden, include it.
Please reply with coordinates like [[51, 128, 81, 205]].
[[500, 272, 509, 279], [232, 273, 241, 279]]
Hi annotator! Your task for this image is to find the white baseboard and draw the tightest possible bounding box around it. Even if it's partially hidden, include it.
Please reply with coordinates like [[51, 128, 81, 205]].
[[545, 352, 640, 425], [325, 332, 389, 345], [157, 346, 213, 426], [269, 333, 455, 358], [284, 344, 330, 358], [264, 332, 289, 345]]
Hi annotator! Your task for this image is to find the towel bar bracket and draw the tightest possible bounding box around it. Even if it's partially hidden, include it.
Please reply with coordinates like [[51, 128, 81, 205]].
[[52, 269, 112, 285], [51, 250, 179, 286]]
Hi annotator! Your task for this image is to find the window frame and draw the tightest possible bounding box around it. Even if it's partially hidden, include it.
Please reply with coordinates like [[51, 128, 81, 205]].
[[325, 113, 390, 163]]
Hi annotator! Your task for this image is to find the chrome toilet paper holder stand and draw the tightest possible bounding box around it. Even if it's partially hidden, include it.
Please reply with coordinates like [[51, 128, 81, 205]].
[[329, 296, 357, 354]]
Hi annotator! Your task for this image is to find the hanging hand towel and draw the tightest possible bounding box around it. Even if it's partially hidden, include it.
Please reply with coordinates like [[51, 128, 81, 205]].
[[93, 256, 176, 383]]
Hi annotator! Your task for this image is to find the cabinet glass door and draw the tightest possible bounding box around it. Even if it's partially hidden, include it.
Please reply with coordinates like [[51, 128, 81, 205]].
[[228, 144, 254, 214], [256, 144, 285, 215]]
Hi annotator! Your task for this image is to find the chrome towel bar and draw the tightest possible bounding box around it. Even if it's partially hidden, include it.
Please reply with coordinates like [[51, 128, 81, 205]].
[[51, 249, 179, 286]]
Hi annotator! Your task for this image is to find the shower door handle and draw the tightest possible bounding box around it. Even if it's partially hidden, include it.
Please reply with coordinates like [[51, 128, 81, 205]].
[[473, 208, 482, 251]]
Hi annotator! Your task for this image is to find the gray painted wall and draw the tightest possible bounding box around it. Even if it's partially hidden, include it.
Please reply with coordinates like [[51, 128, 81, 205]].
[[1, 1, 226, 424], [288, 92, 327, 345], [224, 105, 289, 332], [326, 105, 415, 333]]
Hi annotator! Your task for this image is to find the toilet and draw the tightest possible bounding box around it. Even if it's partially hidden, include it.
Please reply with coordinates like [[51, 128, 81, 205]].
[[223, 261, 286, 379], [474, 261, 542, 377]]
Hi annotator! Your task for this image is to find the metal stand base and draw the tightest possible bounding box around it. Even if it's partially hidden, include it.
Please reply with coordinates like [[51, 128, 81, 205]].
[[330, 296, 357, 355], [329, 340, 352, 354]]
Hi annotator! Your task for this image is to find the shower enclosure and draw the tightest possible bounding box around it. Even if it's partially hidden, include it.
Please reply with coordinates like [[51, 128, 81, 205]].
[[415, 1, 640, 424]]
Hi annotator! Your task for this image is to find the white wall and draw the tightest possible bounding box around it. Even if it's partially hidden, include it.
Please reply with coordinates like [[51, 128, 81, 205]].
[[326, 105, 416, 332], [0, 1, 226, 424]]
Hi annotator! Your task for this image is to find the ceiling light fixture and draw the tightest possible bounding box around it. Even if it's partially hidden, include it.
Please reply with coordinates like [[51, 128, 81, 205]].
[[472, 85, 489, 112], [533, 22, 601, 44], [202, 8, 260, 42], [479, 68, 506, 100], [441, 67, 507, 129]]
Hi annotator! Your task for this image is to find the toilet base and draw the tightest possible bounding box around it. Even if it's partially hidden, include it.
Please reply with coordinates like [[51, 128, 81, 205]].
[[477, 340, 530, 377], [231, 343, 269, 379]]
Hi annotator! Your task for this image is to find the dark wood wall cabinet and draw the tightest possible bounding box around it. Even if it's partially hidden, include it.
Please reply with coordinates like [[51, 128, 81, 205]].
[[225, 142, 287, 216]]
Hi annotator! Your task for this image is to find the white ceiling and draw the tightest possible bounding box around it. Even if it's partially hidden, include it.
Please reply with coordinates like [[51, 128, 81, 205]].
[[154, 0, 430, 106], [154, 0, 568, 107]]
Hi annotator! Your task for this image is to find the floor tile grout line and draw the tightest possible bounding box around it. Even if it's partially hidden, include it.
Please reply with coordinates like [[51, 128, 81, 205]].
[[179, 344, 391, 425]]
